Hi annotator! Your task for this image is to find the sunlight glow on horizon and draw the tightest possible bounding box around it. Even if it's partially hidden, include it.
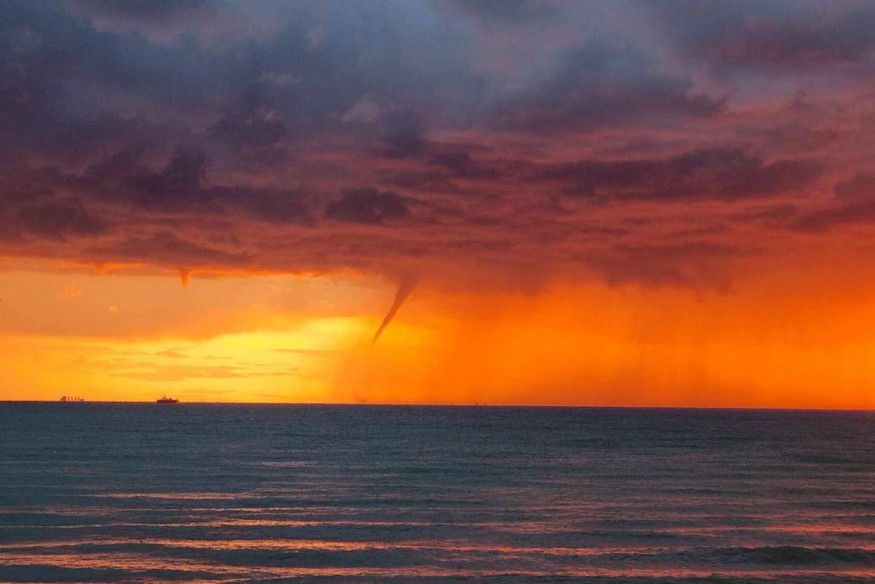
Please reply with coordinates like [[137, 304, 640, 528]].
[[1, 263, 875, 409]]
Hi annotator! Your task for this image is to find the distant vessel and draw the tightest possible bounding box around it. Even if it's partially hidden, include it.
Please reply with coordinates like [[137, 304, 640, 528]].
[[156, 395, 179, 404], [60, 395, 85, 402]]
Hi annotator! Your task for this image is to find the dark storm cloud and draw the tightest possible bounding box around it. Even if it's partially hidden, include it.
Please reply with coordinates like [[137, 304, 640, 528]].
[[493, 40, 724, 133], [440, 0, 559, 25], [211, 83, 288, 148], [16, 198, 107, 240], [430, 147, 500, 179], [791, 174, 875, 233], [646, 0, 875, 70], [1, 0, 873, 289], [0, 0, 217, 165], [729, 204, 797, 223], [791, 201, 875, 234], [66, 0, 215, 24], [536, 149, 821, 202], [1, 0, 474, 162], [325, 188, 411, 225], [129, 150, 208, 204], [4, 1, 217, 107], [80, 149, 314, 224], [382, 110, 428, 158], [834, 173, 875, 200], [86, 230, 253, 267]]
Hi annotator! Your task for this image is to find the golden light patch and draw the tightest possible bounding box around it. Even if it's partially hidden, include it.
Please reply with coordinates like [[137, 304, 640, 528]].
[[2, 263, 875, 408]]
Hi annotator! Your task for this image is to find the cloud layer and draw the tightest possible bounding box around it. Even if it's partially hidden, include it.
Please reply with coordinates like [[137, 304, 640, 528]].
[[3, 0, 874, 290]]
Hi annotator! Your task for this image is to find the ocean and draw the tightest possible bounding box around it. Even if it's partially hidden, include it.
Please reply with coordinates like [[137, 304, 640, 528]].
[[1, 404, 873, 583]]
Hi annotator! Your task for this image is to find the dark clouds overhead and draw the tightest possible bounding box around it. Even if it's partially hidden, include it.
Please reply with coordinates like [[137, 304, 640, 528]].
[[536, 148, 821, 201], [325, 188, 411, 225], [1, 0, 873, 289], [442, 0, 560, 26], [792, 173, 875, 233], [493, 39, 725, 132], [647, 0, 875, 70]]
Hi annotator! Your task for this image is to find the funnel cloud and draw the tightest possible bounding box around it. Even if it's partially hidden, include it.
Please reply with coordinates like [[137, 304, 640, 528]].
[[371, 276, 418, 346]]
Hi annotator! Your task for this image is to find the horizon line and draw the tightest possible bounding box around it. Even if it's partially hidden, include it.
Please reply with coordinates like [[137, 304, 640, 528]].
[[2, 399, 874, 413]]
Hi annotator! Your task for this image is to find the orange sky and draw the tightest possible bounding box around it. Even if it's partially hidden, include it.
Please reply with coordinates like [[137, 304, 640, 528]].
[[2, 257, 875, 409]]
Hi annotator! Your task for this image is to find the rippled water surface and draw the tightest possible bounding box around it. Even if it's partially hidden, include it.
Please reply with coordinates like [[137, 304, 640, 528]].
[[1, 404, 874, 583]]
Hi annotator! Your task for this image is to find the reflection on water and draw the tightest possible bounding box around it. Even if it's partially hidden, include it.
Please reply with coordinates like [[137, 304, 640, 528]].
[[1, 404, 874, 582]]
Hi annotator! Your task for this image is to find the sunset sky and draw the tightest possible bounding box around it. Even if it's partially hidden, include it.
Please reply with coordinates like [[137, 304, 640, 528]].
[[4, 1, 875, 407]]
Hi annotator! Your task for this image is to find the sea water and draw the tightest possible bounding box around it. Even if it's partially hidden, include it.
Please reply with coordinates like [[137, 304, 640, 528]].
[[1, 404, 874, 582]]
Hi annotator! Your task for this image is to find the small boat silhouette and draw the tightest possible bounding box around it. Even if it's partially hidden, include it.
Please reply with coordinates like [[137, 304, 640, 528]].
[[156, 395, 179, 404]]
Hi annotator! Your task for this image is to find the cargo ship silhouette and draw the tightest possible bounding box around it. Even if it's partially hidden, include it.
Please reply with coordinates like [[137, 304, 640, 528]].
[[156, 395, 179, 404]]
